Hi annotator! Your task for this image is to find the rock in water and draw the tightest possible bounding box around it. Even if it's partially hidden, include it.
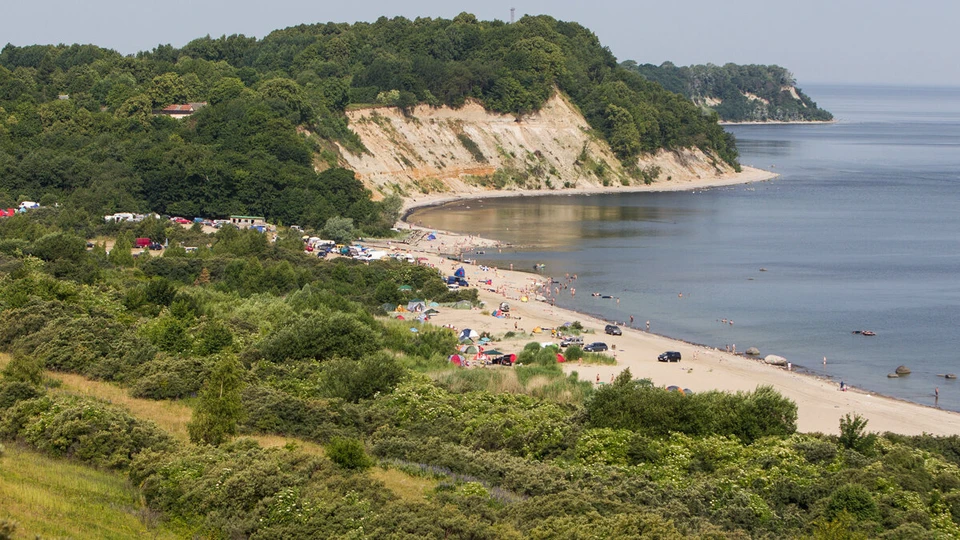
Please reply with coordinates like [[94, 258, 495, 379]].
[[888, 373, 900, 378], [745, 347, 760, 356], [895, 365, 911, 375], [764, 354, 788, 366]]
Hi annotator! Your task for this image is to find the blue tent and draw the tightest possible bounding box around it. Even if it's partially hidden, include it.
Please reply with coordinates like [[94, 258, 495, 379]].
[[426, 233, 437, 240], [454, 267, 466, 278]]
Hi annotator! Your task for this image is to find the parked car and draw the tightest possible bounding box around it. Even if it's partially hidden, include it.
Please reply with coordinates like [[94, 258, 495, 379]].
[[148, 242, 163, 250], [583, 342, 609, 353], [658, 351, 682, 362], [560, 336, 584, 348], [604, 324, 622, 336]]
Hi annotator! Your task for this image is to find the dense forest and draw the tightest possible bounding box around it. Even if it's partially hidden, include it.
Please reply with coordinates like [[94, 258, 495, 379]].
[[2, 208, 960, 538], [623, 62, 834, 123], [0, 14, 739, 230]]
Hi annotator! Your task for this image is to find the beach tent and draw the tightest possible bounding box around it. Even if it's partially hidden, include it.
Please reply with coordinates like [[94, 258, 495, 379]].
[[458, 328, 479, 342], [532, 326, 542, 334], [398, 285, 413, 292], [454, 267, 466, 278], [407, 300, 426, 312], [453, 300, 473, 310], [479, 337, 491, 343], [557, 353, 566, 363], [448, 354, 463, 366], [484, 350, 504, 357], [462, 345, 480, 354], [425, 308, 440, 315], [426, 233, 437, 240], [395, 315, 405, 320], [416, 314, 429, 322], [429, 302, 440, 307], [396, 305, 408, 312], [380, 303, 398, 312], [666, 386, 684, 394]]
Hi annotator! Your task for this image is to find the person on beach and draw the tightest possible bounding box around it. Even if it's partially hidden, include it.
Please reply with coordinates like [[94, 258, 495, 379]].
[[840, 380, 845, 391], [596, 374, 600, 383], [630, 315, 634, 325], [646, 321, 650, 331], [823, 356, 827, 366], [936, 387, 940, 406]]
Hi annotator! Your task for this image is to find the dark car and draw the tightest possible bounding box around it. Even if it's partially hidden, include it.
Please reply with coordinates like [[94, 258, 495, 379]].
[[149, 242, 163, 250], [583, 342, 609, 353], [604, 324, 622, 336], [658, 351, 682, 362]]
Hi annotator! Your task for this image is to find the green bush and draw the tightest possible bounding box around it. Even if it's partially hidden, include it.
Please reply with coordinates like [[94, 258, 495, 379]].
[[326, 437, 372, 470], [0, 395, 176, 469]]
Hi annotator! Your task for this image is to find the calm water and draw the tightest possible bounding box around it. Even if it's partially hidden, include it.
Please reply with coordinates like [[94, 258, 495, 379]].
[[409, 85, 960, 411]]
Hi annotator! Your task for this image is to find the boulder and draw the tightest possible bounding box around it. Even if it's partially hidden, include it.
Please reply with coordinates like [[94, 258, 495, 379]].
[[887, 373, 900, 378], [764, 354, 788, 366], [745, 347, 760, 356], [895, 365, 911, 375]]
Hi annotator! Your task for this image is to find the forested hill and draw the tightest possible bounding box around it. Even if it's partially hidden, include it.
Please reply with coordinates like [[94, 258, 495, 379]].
[[623, 61, 834, 123], [0, 14, 738, 228]]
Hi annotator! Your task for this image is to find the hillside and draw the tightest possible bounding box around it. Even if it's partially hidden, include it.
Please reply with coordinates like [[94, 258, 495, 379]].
[[0, 14, 739, 230], [339, 93, 736, 199], [623, 61, 834, 123]]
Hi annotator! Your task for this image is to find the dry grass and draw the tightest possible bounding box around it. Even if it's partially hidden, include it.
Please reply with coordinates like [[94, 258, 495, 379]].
[[48, 371, 193, 441], [0, 444, 184, 539], [245, 434, 327, 457], [369, 466, 437, 502]]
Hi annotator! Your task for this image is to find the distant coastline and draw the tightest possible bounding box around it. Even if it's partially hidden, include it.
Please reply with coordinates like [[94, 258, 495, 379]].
[[719, 120, 837, 126]]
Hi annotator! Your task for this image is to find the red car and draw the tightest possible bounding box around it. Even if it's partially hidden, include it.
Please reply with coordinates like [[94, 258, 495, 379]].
[[173, 217, 191, 224]]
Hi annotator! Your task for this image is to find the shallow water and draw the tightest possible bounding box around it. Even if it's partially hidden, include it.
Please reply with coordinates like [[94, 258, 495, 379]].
[[409, 84, 960, 412]]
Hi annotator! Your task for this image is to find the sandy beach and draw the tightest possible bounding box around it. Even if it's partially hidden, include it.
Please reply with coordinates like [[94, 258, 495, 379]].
[[374, 168, 960, 437]]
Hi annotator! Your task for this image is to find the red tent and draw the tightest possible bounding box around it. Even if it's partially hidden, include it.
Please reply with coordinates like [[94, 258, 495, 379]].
[[556, 353, 566, 363], [448, 354, 464, 366]]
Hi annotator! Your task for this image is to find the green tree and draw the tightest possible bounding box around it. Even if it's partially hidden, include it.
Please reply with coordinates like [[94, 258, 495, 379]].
[[188, 355, 246, 445], [839, 413, 877, 454], [322, 216, 355, 244], [605, 104, 641, 160], [108, 233, 135, 267]]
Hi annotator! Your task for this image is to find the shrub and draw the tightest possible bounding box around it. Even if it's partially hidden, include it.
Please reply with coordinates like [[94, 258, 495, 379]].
[[0, 395, 176, 469], [827, 484, 881, 523], [321, 352, 406, 403], [839, 413, 877, 455], [327, 437, 372, 470]]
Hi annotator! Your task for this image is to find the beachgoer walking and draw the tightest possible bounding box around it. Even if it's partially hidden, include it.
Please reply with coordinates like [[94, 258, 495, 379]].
[[732, 344, 736, 354], [787, 362, 792, 371], [646, 321, 650, 331], [630, 315, 634, 325], [571, 288, 575, 296], [936, 387, 940, 406]]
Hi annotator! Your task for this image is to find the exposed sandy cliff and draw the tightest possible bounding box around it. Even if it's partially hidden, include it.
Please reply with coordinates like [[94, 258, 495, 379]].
[[335, 94, 740, 201]]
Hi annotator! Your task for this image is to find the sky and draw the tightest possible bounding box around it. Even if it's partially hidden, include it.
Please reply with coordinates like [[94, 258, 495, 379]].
[[3, 0, 959, 86]]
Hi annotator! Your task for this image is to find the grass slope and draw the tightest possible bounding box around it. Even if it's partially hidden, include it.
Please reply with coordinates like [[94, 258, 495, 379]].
[[0, 445, 183, 539]]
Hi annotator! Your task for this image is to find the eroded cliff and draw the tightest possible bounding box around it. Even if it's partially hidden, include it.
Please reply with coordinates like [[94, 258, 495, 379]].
[[335, 93, 736, 200]]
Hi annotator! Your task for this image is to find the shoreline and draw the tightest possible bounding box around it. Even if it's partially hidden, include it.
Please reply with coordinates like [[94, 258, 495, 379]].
[[401, 165, 777, 217], [719, 120, 837, 126], [381, 166, 960, 436]]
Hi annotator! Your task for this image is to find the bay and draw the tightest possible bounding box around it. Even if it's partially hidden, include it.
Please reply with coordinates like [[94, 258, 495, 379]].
[[408, 84, 960, 412]]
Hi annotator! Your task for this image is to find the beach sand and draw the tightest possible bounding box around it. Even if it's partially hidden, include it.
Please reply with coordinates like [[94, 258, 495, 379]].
[[373, 167, 960, 437]]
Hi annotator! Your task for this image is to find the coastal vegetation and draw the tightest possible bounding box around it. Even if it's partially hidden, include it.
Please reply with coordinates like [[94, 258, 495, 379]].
[[0, 13, 739, 229], [623, 61, 834, 122], [2, 209, 960, 538]]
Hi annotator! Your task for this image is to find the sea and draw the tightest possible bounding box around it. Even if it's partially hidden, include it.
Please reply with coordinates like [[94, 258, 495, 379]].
[[407, 84, 960, 412]]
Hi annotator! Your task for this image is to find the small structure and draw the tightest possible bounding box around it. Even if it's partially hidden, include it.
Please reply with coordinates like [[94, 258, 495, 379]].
[[18, 201, 39, 211], [229, 215, 267, 230], [154, 102, 207, 119]]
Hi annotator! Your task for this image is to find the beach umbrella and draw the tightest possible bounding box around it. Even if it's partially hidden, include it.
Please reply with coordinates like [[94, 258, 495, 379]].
[[458, 328, 479, 342], [484, 349, 504, 357]]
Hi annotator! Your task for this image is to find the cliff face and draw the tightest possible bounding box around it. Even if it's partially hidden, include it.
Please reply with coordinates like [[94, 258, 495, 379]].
[[336, 94, 735, 200]]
